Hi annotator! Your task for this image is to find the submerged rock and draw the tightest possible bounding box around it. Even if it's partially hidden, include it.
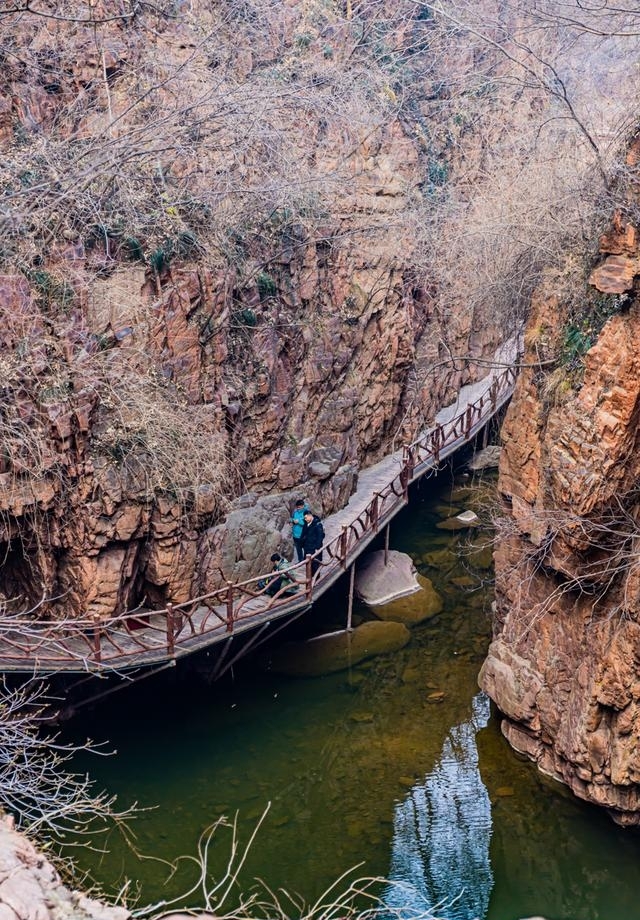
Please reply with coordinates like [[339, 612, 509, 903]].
[[349, 710, 374, 722], [451, 574, 477, 588], [467, 444, 502, 470], [369, 574, 443, 625], [465, 540, 493, 569], [401, 666, 421, 683], [433, 503, 462, 516], [449, 485, 479, 502], [267, 620, 410, 677], [422, 547, 457, 569], [436, 510, 480, 531], [355, 550, 421, 605], [426, 690, 445, 703]]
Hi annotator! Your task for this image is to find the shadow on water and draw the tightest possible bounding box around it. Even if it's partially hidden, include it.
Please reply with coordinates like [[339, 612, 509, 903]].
[[62, 467, 640, 920]]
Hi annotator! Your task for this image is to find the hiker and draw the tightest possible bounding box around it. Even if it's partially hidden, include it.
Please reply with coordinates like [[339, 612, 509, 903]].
[[264, 552, 297, 597], [301, 510, 324, 576], [290, 498, 309, 562]]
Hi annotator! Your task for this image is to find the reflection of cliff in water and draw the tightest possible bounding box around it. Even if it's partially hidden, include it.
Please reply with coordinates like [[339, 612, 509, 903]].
[[385, 693, 493, 920]]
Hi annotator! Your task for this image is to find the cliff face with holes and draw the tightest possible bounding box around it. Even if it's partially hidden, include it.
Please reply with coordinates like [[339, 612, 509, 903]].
[[479, 174, 640, 824], [0, 3, 513, 620]]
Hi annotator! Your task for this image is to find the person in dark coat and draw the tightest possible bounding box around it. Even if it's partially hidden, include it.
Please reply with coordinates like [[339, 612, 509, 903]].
[[301, 511, 324, 576]]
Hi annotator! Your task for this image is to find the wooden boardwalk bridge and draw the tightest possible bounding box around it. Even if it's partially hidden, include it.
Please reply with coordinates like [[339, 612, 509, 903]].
[[0, 361, 518, 677]]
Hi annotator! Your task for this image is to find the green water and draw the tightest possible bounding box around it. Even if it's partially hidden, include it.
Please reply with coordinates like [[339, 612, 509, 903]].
[[66, 472, 640, 920]]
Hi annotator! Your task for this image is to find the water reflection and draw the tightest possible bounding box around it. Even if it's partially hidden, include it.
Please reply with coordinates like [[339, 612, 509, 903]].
[[385, 694, 493, 920]]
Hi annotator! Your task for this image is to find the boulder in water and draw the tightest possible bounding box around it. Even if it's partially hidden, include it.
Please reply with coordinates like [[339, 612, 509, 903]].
[[436, 509, 480, 530], [355, 550, 421, 605], [369, 574, 443, 624], [464, 536, 494, 569], [267, 620, 410, 677]]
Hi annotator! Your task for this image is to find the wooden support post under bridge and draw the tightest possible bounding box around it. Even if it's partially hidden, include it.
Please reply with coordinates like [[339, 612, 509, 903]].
[[225, 584, 234, 632], [92, 627, 102, 664], [166, 603, 175, 655], [305, 555, 313, 600], [482, 417, 490, 449], [347, 563, 355, 632], [340, 525, 348, 568]]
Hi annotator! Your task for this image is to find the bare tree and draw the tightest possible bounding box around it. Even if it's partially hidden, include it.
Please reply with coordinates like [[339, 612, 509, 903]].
[[0, 677, 136, 844]]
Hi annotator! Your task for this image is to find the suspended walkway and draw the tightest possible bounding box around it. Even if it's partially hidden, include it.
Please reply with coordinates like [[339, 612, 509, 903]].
[[0, 361, 518, 675]]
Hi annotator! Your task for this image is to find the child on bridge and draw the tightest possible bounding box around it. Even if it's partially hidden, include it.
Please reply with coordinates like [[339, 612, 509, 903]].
[[263, 553, 297, 597]]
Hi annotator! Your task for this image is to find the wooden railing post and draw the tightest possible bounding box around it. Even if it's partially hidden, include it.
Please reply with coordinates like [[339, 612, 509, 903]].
[[490, 379, 498, 412], [92, 626, 102, 664], [400, 464, 409, 502], [371, 493, 379, 532], [465, 405, 473, 436], [225, 583, 234, 632], [305, 555, 313, 599], [340, 526, 348, 568], [432, 425, 441, 463], [166, 603, 175, 655]]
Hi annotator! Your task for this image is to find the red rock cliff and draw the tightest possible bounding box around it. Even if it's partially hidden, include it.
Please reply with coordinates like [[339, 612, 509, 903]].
[[480, 199, 640, 825], [1, 2, 512, 619]]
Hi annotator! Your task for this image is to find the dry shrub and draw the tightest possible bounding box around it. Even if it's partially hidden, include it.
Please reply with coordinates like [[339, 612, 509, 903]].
[[0, 315, 234, 521], [538, 366, 573, 409], [0, 678, 136, 842], [90, 352, 233, 512], [405, 0, 640, 346]]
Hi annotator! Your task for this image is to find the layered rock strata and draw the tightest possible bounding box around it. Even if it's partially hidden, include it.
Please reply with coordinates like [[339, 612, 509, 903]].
[[480, 209, 640, 825]]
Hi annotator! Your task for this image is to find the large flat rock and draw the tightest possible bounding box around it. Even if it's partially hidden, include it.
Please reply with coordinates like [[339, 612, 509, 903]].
[[355, 550, 421, 605]]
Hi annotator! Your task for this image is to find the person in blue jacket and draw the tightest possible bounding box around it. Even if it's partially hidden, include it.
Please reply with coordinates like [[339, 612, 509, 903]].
[[290, 498, 309, 562]]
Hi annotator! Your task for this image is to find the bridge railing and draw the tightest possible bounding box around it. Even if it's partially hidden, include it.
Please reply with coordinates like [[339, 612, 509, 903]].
[[0, 366, 517, 670]]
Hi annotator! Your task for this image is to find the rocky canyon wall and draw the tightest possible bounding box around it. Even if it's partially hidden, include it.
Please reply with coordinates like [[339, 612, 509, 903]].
[[0, 2, 516, 620], [480, 174, 640, 824], [1, 226, 476, 618], [4, 0, 626, 624]]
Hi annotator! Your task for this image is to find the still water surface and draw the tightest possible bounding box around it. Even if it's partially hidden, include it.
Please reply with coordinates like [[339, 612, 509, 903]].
[[68, 473, 640, 920]]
